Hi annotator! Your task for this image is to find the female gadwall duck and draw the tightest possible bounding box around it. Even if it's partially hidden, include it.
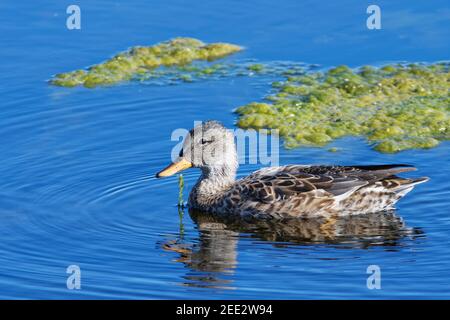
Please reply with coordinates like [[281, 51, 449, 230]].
[[156, 121, 428, 219]]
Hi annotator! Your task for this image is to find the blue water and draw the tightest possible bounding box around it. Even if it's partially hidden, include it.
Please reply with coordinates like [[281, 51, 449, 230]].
[[0, 0, 449, 299]]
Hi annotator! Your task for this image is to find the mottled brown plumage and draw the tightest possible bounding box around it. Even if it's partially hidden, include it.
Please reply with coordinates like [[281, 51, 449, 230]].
[[157, 121, 429, 219]]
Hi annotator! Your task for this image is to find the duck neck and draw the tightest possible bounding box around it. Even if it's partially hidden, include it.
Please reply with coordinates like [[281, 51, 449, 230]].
[[190, 164, 238, 206]]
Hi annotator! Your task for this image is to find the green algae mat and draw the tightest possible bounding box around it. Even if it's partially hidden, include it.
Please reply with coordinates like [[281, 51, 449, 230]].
[[50, 37, 242, 88], [50, 37, 449, 153], [236, 63, 450, 153]]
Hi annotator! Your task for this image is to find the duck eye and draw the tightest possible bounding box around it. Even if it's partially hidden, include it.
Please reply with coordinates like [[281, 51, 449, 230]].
[[179, 148, 184, 157], [201, 138, 213, 145]]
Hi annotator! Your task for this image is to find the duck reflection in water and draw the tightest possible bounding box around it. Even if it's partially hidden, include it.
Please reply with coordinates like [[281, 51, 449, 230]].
[[162, 208, 423, 289]]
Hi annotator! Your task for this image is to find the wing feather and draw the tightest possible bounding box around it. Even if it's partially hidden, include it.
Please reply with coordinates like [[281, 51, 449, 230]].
[[233, 164, 417, 204]]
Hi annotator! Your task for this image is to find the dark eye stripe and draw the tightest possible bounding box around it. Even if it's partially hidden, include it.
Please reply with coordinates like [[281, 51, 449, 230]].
[[179, 148, 184, 157], [201, 138, 214, 144]]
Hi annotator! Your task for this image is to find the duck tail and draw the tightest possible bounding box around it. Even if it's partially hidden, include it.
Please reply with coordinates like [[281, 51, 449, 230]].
[[391, 176, 430, 198]]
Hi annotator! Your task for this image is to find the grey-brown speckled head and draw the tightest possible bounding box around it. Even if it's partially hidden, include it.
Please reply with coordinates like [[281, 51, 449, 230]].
[[180, 121, 238, 171], [156, 120, 238, 179]]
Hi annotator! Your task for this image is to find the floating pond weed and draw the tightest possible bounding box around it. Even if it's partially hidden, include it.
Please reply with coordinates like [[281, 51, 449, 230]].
[[178, 174, 185, 208], [178, 174, 185, 236], [50, 38, 449, 153], [236, 62, 450, 153], [50, 38, 242, 88]]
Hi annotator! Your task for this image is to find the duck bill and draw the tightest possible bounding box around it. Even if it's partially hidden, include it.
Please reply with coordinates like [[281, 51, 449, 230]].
[[156, 159, 192, 178]]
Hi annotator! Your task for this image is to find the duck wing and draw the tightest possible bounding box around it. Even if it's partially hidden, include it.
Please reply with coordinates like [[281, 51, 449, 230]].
[[235, 164, 417, 204]]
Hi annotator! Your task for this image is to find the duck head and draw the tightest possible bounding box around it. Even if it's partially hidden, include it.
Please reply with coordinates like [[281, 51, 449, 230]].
[[156, 121, 238, 180]]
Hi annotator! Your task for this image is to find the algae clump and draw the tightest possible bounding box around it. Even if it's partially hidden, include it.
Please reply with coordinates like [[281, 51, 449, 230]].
[[236, 63, 450, 153], [178, 174, 185, 208], [50, 38, 242, 88]]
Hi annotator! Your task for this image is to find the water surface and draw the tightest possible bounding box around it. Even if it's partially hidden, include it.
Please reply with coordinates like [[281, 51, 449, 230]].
[[0, 0, 449, 299]]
